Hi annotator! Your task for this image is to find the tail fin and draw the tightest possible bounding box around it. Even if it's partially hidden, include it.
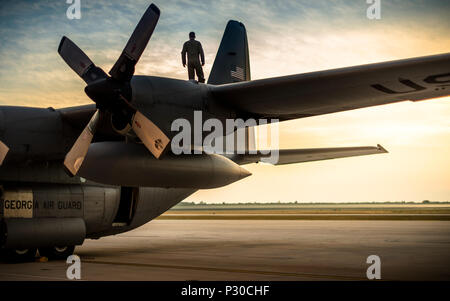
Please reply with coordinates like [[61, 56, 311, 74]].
[[208, 20, 250, 85]]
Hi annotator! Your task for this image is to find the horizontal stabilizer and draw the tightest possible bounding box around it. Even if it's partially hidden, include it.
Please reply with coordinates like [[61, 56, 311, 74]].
[[230, 144, 388, 165]]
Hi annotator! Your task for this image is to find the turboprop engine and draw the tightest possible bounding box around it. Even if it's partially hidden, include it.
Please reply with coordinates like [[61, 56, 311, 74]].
[[78, 142, 252, 189]]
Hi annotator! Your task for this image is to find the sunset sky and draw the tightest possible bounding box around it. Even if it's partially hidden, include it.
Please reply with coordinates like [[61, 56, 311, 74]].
[[0, 0, 449, 203]]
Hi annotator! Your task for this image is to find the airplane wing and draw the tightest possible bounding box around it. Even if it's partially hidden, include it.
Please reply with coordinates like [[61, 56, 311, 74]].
[[229, 144, 388, 165], [209, 53, 450, 121]]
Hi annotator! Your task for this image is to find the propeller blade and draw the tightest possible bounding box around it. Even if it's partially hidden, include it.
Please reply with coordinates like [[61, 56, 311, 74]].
[[64, 110, 101, 176], [132, 111, 170, 159], [109, 3, 160, 81], [0, 140, 9, 166], [58, 36, 108, 84]]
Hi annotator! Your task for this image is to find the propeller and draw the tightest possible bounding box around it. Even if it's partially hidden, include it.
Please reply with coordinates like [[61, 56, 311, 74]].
[[58, 3, 170, 176]]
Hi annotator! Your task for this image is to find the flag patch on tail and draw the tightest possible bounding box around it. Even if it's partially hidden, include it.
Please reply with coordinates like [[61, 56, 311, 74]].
[[231, 66, 245, 81]]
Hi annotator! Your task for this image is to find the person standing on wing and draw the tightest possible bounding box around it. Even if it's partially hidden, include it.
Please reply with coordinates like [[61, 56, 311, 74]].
[[181, 31, 205, 83]]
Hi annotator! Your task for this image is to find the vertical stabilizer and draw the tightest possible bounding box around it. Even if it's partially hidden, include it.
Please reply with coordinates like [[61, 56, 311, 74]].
[[208, 20, 250, 85]]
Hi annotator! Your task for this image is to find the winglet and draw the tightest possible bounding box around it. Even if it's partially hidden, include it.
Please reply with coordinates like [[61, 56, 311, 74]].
[[377, 144, 388, 153]]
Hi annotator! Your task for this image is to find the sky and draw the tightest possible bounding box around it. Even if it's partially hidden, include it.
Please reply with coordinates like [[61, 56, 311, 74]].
[[0, 0, 449, 203]]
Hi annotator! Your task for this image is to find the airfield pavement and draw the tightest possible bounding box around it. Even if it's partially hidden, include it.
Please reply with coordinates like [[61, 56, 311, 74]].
[[0, 219, 449, 281]]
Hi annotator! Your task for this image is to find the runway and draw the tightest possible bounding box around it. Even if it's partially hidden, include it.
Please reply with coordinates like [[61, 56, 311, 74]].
[[0, 220, 449, 281]]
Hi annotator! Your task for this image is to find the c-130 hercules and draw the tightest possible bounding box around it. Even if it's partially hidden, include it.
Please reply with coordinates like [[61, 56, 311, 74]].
[[0, 3, 448, 261]]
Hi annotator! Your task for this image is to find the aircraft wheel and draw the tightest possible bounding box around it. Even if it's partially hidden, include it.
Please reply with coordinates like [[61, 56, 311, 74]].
[[39, 246, 75, 260], [0, 248, 37, 263]]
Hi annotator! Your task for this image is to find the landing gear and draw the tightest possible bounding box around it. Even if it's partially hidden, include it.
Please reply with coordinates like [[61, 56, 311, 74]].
[[0, 248, 37, 262], [39, 246, 75, 260]]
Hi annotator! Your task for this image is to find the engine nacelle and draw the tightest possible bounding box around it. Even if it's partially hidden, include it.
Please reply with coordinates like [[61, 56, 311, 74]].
[[78, 142, 251, 189], [110, 111, 133, 136]]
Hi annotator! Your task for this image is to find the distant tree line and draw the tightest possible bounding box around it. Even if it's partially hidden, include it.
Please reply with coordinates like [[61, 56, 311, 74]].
[[175, 200, 448, 206]]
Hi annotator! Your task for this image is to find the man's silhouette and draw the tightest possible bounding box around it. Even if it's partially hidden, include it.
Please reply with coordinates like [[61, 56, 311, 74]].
[[181, 32, 205, 83]]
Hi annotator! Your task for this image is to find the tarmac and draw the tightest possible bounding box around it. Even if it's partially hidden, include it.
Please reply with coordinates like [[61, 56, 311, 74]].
[[0, 220, 449, 281]]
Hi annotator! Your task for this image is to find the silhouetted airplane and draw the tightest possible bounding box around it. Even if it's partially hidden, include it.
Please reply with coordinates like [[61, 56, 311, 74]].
[[0, 3, 448, 261]]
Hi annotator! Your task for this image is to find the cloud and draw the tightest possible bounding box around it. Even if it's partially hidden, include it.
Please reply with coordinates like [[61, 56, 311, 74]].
[[1, 0, 449, 107], [0, 0, 449, 202]]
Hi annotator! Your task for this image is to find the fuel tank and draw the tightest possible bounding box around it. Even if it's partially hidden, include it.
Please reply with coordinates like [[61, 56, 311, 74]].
[[78, 142, 251, 189]]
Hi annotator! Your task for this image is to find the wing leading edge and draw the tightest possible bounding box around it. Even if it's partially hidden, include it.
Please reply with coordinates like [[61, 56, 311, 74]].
[[209, 53, 450, 120], [229, 144, 388, 166]]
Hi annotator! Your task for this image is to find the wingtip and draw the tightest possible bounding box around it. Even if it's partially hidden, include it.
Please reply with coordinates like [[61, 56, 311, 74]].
[[377, 144, 388, 153]]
